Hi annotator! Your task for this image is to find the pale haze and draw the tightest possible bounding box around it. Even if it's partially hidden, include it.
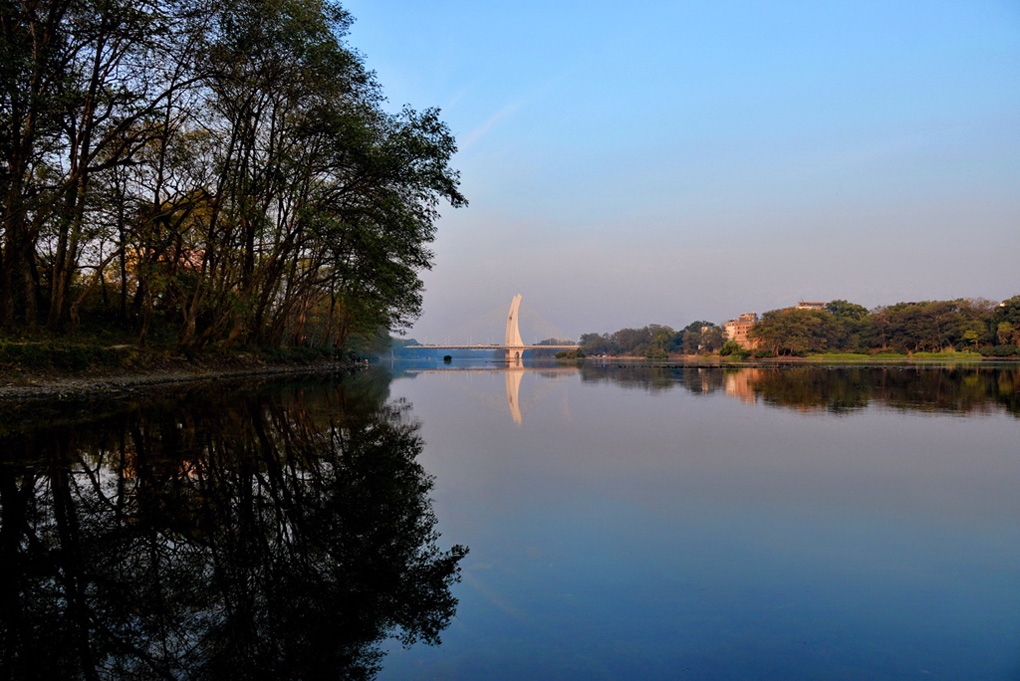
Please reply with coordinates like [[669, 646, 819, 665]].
[[343, 0, 1020, 343]]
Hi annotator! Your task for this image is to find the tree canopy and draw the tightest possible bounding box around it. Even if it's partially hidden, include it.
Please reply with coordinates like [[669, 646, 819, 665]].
[[749, 298, 1003, 356], [0, 0, 464, 350], [578, 296, 1018, 359]]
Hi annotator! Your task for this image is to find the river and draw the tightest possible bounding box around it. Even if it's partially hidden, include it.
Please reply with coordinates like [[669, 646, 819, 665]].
[[1, 361, 1018, 679]]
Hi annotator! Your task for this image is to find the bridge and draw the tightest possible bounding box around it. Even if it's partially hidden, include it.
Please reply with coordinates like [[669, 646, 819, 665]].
[[408, 294, 579, 363]]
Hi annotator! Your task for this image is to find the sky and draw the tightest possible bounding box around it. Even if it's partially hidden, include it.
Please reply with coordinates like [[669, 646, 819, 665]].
[[341, 0, 1020, 343]]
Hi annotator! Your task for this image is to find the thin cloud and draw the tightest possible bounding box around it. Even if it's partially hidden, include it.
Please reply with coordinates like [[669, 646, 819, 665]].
[[460, 98, 526, 150], [459, 70, 572, 151]]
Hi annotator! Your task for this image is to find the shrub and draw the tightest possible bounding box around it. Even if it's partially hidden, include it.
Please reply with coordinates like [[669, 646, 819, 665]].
[[979, 345, 1020, 357], [719, 340, 745, 357]]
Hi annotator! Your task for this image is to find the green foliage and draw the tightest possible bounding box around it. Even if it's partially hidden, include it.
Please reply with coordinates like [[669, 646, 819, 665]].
[[745, 298, 1005, 357], [979, 345, 1020, 357], [719, 340, 739, 356], [719, 340, 751, 359], [992, 296, 1020, 326], [0, 341, 123, 370], [991, 297, 1020, 346], [863, 299, 995, 353], [257, 345, 334, 364], [748, 308, 839, 356], [825, 300, 869, 321], [678, 321, 723, 354], [572, 296, 1014, 362], [578, 324, 678, 357], [0, 0, 463, 354], [579, 332, 612, 355]]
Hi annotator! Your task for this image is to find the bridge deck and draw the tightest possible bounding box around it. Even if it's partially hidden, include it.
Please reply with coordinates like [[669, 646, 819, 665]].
[[408, 345, 579, 350]]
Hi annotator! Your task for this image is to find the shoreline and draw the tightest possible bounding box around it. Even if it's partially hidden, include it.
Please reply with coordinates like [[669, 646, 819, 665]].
[[0, 358, 361, 402], [4, 351, 1017, 403], [574, 353, 1014, 366]]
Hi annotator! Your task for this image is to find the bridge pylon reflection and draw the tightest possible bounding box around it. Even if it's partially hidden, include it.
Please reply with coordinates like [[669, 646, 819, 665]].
[[405, 366, 579, 425]]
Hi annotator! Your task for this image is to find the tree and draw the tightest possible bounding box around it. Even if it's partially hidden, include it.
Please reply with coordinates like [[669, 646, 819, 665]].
[[748, 308, 837, 356], [579, 332, 611, 355], [719, 339, 741, 356], [824, 300, 867, 320], [991, 296, 1020, 346], [700, 325, 725, 353], [997, 322, 1016, 346], [647, 324, 677, 358], [1, 0, 77, 328], [825, 299, 868, 351], [0, 0, 465, 353], [678, 321, 715, 355], [858, 299, 995, 353], [609, 327, 651, 356]]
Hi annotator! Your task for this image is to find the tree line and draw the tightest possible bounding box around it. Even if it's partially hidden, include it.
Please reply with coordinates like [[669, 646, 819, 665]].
[[578, 296, 1020, 358], [1, 0, 464, 350], [749, 297, 1020, 357], [579, 321, 725, 359]]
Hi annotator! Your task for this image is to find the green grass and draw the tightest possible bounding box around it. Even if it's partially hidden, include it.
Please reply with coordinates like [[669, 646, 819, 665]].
[[907, 350, 983, 361], [0, 340, 129, 371], [805, 350, 984, 362], [0, 339, 337, 376], [804, 353, 891, 362]]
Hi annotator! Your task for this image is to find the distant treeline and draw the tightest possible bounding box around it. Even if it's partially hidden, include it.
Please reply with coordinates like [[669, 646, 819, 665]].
[[579, 297, 1020, 358], [579, 321, 726, 359], [1, 0, 463, 350]]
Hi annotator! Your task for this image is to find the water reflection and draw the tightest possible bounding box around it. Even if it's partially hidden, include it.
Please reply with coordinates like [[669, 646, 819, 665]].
[[578, 363, 1020, 416], [401, 367, 580, 424], [383, 362, 1020, 680], [0, 374, 466, 680]]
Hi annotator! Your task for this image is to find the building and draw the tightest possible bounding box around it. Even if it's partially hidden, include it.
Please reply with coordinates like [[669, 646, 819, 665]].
[[724, 312, 758, 349], [796, 301, 826, 311]]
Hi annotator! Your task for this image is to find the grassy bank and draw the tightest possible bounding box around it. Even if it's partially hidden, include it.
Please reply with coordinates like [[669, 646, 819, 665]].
[[0, 339, 353, 401], [575, 349, 1004, 365], [802, 350, 985, 363], [0, 340, 337, 373]]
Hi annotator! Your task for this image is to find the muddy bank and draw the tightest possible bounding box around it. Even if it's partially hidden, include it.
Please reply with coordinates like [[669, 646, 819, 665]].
[[0, 358, 361, 402]]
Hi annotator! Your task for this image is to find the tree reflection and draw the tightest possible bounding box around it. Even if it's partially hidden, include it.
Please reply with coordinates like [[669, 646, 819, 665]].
[[577, 363, 1020, 416], [0, 375, 466, 680], [746, 365, 1020, 416], [579, 364, 723, 393]]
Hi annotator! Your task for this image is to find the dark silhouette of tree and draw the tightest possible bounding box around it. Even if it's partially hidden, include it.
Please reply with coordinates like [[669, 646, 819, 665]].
[[0, 375, 467, 680], [1, 0, 465, 350]]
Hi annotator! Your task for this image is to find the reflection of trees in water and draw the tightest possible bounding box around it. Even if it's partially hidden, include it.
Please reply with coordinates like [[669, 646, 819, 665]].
[[0, 375, 466, 680], [579, 364, 726, 394], [750, 366, 1020, 416], [741, 367, 873, 413], [577, 363, 1020, 416]]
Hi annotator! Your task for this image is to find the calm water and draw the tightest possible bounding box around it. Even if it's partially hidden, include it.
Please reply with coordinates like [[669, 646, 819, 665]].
[[1, 362, 1018, 680]]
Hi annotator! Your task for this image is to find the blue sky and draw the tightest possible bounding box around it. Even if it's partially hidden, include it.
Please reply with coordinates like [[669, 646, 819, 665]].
[[342, 0, 1019, 342]]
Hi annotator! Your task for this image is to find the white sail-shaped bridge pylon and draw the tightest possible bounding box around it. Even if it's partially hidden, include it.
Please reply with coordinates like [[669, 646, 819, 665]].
[[409, 294, 578, 363]]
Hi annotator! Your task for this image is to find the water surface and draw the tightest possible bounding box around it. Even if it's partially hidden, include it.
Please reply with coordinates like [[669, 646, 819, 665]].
[[0, 374, 465, 680], [1, 363, 1017, 680], [381, 362, 1019, 680]]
